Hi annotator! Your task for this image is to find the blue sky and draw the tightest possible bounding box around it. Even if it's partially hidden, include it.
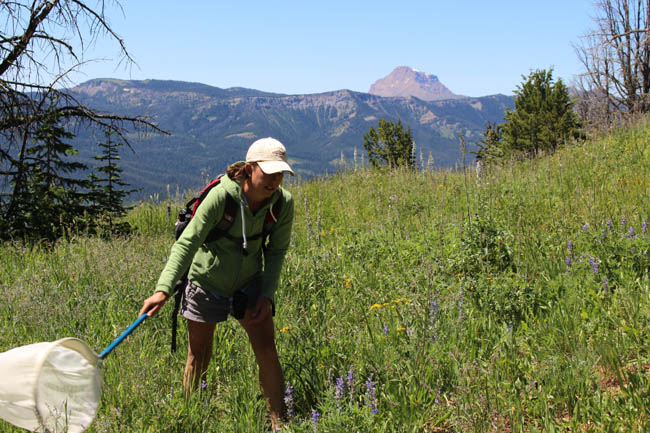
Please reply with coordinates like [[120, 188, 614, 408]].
[[72, 0, 596, 97]]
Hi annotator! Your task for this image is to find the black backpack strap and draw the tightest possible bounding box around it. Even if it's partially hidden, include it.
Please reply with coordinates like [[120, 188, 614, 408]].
[[204, 193, 238, 243], [170, 277, 186, 353]]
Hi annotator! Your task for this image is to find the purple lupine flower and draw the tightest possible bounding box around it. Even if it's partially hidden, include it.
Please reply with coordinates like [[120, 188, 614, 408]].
[[565, 256, 572, 271], [602, 279, 609, 293], [583, 223, 589, 231], [621, 215, 627, 229], [284, 384, 295, 419], [607, 219, 614, 232], [364, 376, 378, 416], [567, 239, 574, 253], [383, 324, 389, 335], [429, 299, 439, 324], [347, 366, 356, 399], [642, 220, 647, 234], [200, 380, 207, 390], [335, 377, 345, 409], [311, 410, 321, 431], [588, 255, 599, 275], [628, 226, 636, 238]]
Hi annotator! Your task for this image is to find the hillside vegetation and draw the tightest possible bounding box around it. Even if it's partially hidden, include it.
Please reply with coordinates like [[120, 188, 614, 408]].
[[70, 79, 514, 198], [0, 122, 649, 432]]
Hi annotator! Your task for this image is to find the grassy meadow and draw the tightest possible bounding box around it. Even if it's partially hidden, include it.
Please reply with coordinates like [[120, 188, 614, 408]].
[[1, 122, 649, 432]]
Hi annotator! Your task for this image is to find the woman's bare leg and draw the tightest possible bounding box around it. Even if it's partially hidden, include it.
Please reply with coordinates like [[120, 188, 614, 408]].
[[184, 319, 216, 396], [239, 313, 285, 430]]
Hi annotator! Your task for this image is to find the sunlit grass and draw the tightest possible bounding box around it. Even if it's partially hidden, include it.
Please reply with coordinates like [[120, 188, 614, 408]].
[[0, 120, 649, 432]]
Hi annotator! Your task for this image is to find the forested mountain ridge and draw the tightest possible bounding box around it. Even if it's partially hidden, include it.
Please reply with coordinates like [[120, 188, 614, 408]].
[[70, 78, 514, 198]]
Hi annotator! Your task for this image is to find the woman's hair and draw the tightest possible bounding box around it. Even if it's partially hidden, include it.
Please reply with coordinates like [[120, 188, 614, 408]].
[[226, 161, 254, 181]]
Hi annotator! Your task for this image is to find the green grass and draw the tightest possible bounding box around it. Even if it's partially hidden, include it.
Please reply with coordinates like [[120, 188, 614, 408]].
[[1, 121, 649, 432]]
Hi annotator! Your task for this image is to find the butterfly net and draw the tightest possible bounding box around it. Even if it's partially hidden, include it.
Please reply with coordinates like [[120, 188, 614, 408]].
[[0, 338, 102, 433]]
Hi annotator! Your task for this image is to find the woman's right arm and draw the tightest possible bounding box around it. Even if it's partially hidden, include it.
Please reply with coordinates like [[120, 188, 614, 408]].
[[141, 187, 226, 315]]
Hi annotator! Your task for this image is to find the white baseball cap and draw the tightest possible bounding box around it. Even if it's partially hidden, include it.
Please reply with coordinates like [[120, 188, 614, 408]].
[[246, 137, 294, 176]]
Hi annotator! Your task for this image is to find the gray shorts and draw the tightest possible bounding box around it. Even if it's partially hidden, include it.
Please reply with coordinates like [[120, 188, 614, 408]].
[[180, 279, 264, 323]]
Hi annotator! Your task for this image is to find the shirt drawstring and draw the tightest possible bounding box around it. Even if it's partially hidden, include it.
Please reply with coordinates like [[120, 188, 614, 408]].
[[240, 201, 248, 251], [269, 201, 278, 223]]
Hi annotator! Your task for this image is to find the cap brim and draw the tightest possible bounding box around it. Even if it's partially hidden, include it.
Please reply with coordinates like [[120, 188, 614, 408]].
[[258, 160, 294, 176]]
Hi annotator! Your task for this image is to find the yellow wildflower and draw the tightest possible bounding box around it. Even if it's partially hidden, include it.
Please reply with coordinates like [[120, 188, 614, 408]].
[[280, 326, 292, 333], [344, 278, 352, 288], [397, 327, 406, 332], [369, 303, 383, 311]]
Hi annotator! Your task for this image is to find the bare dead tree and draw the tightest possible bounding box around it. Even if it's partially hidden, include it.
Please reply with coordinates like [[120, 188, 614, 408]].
[[0, 0, 160, 140], [0, 0, 165, 239], [574, 0, 650, 131]]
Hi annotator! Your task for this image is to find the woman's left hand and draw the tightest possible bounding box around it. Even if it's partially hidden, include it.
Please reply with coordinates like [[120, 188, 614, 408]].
[[241, 296, 272, 326]]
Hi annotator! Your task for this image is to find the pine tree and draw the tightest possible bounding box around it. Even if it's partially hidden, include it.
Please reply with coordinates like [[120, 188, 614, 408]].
[[8, 107, 93, 241], [362, 118, 415, 168], [500, 69, 581, 157], [475, 121, 505, 162], [88, 130, 137, 236]]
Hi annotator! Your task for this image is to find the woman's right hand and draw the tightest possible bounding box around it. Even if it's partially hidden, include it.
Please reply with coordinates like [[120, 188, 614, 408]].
[[139, 291, 169, 317]]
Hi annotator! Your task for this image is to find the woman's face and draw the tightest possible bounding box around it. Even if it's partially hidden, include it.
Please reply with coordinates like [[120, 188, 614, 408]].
[[247, 163, 284, 200]]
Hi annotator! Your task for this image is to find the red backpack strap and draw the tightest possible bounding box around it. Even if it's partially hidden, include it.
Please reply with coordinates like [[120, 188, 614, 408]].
[[191, 175, 225, 217], [176, 174, 234, 243]]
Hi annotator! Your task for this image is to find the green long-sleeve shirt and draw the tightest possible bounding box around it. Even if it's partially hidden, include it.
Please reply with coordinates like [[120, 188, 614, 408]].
[[155, 174, 294, 300]]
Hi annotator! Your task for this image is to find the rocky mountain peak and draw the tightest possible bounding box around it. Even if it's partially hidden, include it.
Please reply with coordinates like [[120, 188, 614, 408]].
[[368, 66, 458, 101]]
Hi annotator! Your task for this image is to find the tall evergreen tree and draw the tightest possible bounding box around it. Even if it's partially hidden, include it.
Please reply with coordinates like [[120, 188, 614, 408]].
[[363, 118, 415, 168], [500, 69, 582, 156], [475, 121, 505, 162], [8, 107, 92, 241], [88, 130, 137, 236]]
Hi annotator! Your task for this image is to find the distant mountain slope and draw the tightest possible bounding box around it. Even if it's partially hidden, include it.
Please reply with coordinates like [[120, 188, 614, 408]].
[[69, 78, 513, 198], [369, 66, 460, 100]]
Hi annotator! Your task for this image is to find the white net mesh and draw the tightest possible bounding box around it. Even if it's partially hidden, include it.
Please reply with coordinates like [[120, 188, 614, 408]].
[[0, 338, 102, 433]]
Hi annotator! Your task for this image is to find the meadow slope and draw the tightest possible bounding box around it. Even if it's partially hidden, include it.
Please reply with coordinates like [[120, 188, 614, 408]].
[[0, 123, 648, 432]]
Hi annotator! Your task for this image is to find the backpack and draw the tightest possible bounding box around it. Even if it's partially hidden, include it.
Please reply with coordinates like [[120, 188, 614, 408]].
[[170, 174, 283, 353]]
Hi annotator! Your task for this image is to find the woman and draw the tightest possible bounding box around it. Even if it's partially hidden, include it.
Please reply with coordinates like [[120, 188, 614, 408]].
[[139, 137, 294, 431]]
